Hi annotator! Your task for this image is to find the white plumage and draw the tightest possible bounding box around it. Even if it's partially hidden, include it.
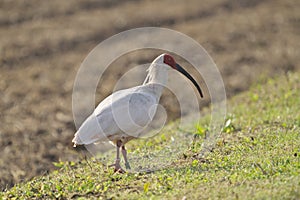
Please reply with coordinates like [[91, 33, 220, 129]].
[[72, 53, 203, 172]]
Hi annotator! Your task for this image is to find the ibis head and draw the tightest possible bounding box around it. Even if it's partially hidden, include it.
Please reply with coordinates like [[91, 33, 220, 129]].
[[155, 54, 204, 98]]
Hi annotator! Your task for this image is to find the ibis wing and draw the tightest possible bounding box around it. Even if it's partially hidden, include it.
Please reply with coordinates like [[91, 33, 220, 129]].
[[72, 113, 111, 145], [72, 85, 158, 145]]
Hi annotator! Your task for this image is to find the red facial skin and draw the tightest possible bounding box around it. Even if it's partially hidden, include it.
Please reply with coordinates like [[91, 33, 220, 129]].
[[163, 54, 177, 69]]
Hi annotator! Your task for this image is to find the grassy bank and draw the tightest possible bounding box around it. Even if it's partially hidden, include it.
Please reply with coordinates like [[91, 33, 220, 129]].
[[1, 72, 299, 199]]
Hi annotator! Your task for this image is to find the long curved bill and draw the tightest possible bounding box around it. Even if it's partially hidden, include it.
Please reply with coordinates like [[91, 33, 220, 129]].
[[176, 63, 204, 98]]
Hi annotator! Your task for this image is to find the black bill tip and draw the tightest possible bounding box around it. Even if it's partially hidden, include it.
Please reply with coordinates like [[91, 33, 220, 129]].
[[176, 63, 204, 98]]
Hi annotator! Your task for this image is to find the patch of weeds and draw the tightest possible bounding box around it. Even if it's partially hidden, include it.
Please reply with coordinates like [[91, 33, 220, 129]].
[[222, 115, 238, 134]]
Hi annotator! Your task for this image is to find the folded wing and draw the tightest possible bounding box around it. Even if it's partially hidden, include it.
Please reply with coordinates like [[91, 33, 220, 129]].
[[72, 85, 158, 146]]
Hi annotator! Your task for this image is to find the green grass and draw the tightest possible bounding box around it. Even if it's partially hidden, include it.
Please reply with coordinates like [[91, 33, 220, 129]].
[[1, 72, 300, 200]]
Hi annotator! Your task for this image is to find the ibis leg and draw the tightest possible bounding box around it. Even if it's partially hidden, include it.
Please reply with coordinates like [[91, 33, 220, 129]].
[[110, 140, 125, 173], [122, 145, 131, 169]]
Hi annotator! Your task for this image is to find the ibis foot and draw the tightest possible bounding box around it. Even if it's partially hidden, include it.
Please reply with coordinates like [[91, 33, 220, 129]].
[[109, 159, 126, 173], [125, 162, 131, 170]]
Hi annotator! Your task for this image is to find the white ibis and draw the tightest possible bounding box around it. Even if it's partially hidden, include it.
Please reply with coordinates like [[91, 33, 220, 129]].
[[72, 53, 203, 172]]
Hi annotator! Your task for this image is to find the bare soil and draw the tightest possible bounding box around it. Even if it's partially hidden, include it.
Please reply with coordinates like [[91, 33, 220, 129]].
[[0, 0, 299, 190]]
